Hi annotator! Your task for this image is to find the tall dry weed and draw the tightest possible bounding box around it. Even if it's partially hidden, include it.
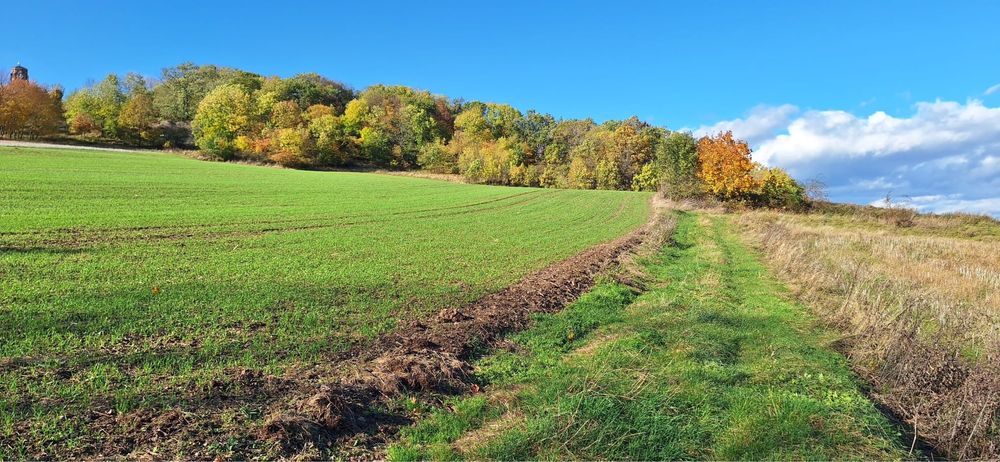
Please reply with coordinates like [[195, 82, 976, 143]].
[[737, 211, 1000, 459]]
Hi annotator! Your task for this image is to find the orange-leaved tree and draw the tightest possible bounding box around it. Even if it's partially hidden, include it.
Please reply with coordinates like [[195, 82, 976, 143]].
[[696, 131, 758, 200]]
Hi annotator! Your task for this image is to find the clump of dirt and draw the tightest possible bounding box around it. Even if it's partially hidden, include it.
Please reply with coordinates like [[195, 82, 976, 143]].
[[300, 385, 362, 430], [436, 308, 474, 323], [260, 415, 330, 453], [261, 384, 366, 452], [362, 349, 472, 395], [150, 409, 189, 439]]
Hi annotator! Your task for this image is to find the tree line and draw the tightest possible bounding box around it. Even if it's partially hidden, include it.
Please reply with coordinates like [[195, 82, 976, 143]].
[[0, 63, 807, 207]]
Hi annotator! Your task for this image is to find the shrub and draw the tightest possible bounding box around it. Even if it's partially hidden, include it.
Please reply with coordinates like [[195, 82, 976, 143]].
[[753, 166, 806, 210], [631, 163, 660, 192], [269, 127, 314, 167], [417, 140, 457, 173]]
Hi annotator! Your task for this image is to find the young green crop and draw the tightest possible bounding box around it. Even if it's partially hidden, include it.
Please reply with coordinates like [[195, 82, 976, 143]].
[[0, 146, 650, 457]]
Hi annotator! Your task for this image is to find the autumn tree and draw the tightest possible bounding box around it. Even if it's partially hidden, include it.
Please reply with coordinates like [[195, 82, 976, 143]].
[[269, 127, 314, 167], [450, 102, 555, 186], [267, 100, 303, 129], [0, 79, 64, 139], [259, 73, 353, 113], [192, 84, 259, 159], [64, 74, 127, 139], [117, 92, 158, 145], [117, 74, 161, 145], [453, 102, 522, 142], [540, 119, 595, 187], [343, 85, 449, 167], [153, 63, 262, 122], [753, 166, 806, 209], [610, 116, 658, 189], [697, 131, 758, 200], [566, 128, 613, 189], [457, 137, 519, 185], [308, 110, 353, 166], [150, 64, 262, 147], [514, 110, 555, 163], [659, 131, 701, 197], [417, 139, 457, 173], [631, 163, 660, 192]]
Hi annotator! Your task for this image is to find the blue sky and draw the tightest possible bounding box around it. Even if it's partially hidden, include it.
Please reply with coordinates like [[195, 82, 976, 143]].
[[3, 0, 999, 215]]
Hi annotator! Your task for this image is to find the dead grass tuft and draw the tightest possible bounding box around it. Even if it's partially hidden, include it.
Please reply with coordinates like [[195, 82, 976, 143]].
[[362, 349, 473, 395]]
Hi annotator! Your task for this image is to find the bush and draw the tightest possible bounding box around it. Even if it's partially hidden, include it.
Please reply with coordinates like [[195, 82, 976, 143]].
[[417, 140, 457, 173], [631, 163, 659, 192], [753, 167, 806, 210], [269, 127, 314, 167]]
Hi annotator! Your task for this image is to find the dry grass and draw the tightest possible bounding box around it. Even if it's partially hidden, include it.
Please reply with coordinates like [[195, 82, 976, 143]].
[[736, 208, 1000, 459], [376, 170, 468, 183]]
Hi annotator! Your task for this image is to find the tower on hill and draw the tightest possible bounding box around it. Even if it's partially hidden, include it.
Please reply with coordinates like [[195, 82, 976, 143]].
[[10, 63, 28, 81]]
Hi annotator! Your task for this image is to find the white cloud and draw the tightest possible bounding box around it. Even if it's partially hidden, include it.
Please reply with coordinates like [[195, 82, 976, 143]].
[[985, 83, 1000, 96], [693, 104, 798, 146], [852, 177, 902, 190], [755, 100, 1000, 167], [871, 195, 1000, 217], [702, 99, 1000, 217]]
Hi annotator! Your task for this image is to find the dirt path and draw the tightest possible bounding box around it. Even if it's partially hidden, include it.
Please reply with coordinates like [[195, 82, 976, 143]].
[[0, 139, 164, 153]]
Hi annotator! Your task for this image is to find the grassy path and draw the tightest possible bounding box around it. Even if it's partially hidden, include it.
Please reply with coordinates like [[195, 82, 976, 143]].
[[388, 212, 909, 460]]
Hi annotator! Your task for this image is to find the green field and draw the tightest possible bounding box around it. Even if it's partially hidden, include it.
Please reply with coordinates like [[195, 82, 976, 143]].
[[0, 147, 650, 456]]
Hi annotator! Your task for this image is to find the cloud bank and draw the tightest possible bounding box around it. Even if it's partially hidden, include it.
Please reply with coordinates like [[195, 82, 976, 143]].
[[696, 100, 1000, 217], [694, 104, 799, 146]]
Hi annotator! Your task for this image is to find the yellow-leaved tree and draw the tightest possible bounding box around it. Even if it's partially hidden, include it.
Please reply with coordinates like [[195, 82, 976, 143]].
[[697, 131, 758, 200]]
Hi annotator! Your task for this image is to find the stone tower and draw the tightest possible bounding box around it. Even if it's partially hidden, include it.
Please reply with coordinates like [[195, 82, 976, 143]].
[[10, 63, 28, 81]]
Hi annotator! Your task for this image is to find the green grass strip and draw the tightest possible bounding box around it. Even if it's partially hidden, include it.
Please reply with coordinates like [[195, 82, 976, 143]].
[[388, 211, 909, 460]]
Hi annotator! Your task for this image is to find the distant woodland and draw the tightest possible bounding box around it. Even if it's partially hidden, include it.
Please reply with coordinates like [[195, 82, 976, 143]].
[[0, 64, 807, 207]]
